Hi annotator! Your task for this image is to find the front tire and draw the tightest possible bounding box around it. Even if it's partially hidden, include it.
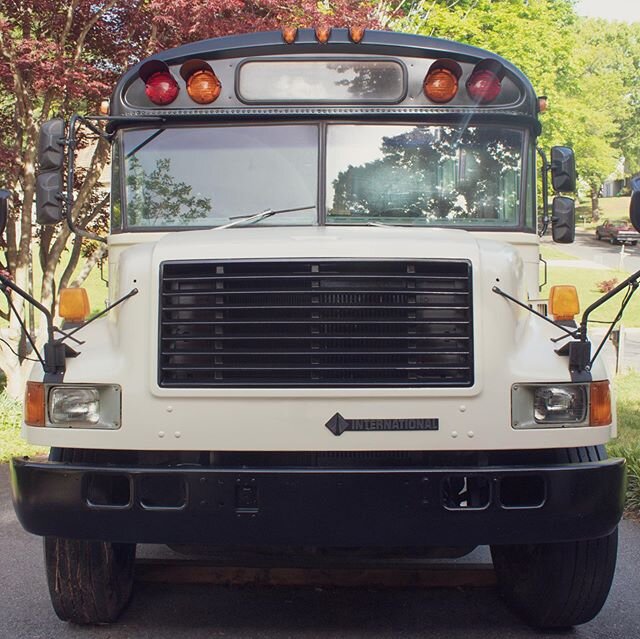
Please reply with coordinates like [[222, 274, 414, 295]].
[[44, 537, 136, 624], [491, 446, 618, 629], [491, 531, 617, 629]]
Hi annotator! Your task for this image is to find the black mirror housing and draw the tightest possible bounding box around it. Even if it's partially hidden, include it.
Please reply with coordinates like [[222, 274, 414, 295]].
[[36, 171, 64, 224], [550, 146, 576, 193], [551, 195, 575, 243], [630, 191, 640, 233], [38, 119, 66, 171], [0, 189, 9, 238]]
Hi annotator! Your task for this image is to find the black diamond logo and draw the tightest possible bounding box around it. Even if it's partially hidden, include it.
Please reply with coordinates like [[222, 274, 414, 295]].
[[325, 413, 350, 436]]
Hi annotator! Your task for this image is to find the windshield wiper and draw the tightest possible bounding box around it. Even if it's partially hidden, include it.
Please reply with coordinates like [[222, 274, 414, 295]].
[[216, 205, 315, 229]]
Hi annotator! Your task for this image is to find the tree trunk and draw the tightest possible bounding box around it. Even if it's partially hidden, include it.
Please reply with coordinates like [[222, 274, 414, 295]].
[[591, 191, 600, 218]]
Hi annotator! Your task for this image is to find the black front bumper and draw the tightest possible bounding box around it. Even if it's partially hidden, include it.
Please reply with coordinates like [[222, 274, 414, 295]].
[[10, 456, 626, 547]]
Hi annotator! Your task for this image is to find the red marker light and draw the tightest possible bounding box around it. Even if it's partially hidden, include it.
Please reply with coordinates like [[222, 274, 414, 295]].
[[145, 71, 179, 105], [466, 68, 502, 104]]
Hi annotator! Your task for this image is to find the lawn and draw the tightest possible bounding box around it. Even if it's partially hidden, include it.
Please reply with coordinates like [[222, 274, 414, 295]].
[[608, 371, 640, 513], [539, 245, 578, 261], [577, 196, 631, 229]]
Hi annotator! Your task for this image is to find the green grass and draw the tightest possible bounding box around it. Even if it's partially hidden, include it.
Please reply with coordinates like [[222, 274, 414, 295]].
[[541, 267, 640, 327], [609, 372, 640, 513], [539, 245, 578, 261], [577, 196, 631, 229], [0, 392, 47, 462]]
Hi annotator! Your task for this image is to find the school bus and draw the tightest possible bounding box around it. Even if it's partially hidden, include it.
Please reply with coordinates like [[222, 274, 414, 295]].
[[7, 28, 625, 628]]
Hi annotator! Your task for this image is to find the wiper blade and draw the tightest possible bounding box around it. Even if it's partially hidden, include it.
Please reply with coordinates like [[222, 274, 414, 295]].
[[217, 205, 315, 229]]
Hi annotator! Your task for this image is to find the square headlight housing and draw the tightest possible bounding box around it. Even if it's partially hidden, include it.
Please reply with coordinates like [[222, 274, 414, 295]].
[[47, 384, 121, 429], [512, 383, 589, 429]]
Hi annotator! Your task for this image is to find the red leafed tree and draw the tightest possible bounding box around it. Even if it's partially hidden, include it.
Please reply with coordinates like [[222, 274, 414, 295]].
[[0, 1, 383, 396]]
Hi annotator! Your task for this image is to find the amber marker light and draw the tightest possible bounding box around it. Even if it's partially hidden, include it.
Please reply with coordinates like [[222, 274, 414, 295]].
[[538, 95, 548, 113], [349, 27, 365, 43], [59, 288, 90, 323], [424, 59, 462, 104], [315, 26, 331, 44], [187, 69, 222, 104], [548, 285, 579, 321], [590, 381, 612, 426], [282, 27, 298, 44], [25, 381, 45, 427]]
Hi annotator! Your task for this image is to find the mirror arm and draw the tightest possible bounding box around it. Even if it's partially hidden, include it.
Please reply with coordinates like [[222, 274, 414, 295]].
[[537, 147, 550, 237], [64, 114, 109, 244]]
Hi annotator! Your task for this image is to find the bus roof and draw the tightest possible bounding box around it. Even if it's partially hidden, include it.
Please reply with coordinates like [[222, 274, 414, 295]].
[[110, 29, 540, 132]]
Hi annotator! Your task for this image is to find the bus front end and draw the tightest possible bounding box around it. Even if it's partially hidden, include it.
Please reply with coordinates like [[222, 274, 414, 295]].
[[11, 30, 625, 628]]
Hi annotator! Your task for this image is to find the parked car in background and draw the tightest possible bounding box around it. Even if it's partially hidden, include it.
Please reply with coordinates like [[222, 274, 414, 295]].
[[595, 219, 640, 245]]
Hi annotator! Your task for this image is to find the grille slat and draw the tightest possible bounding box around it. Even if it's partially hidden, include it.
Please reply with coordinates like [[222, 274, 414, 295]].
[[159, 260, 474, 388]]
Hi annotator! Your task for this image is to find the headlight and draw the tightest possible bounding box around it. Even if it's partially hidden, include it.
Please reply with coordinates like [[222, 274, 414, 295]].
[[533, 386, 587, 424], [512, 383, 590, 429], [50, 387, 100, 424], [47, 385, 121, 429]]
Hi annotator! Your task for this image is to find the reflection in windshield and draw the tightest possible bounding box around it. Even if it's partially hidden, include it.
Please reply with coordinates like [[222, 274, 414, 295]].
[[127, 157, 211, 226], [327, 125, 522, 226]]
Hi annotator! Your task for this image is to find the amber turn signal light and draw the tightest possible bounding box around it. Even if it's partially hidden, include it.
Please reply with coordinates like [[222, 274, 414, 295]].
[[25, 382, 45, 427], [59, 288, 90, 323], [590, 381, 612, 426], [548, 285, 580, 321]]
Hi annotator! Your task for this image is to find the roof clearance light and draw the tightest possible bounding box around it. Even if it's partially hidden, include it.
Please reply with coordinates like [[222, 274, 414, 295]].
[[315, 26, 331, 44], [424, 59, 462, 104], [349, 27, 365, 43], [466, 59, 505, 104], [187, 69, 221, 104], [282, 27, 298, 44], [145, 71, 179, 105]]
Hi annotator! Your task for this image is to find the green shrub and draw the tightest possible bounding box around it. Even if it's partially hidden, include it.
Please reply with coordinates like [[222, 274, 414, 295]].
[[0, 391, 46, 462]]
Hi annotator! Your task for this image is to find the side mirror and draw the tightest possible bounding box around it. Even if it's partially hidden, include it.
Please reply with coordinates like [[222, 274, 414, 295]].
[[36, 171, 65, 224], [551, 195, 575, 243], [38, 119, 66, 171], [550, 146, 576, 193], [36, 119, 66, 225], [0, 189, 9, 238]]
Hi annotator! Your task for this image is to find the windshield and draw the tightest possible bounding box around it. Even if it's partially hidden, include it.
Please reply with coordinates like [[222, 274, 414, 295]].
[[120, 124, 525, 230], [122, 125, 318, 228]]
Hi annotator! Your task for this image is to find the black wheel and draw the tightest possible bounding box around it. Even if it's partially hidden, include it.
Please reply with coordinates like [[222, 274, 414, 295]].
[[609, 237, 616, 244], [44, 537, 136, 624], [491, 446, 618, 629], [595, 231, 601, 240], [631, 241, 638, 246], [44, 448, 136, 624]]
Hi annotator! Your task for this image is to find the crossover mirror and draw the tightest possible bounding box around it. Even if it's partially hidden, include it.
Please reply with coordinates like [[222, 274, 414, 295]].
[[38, 119, 66, 171], [551, 195, 575, 243], [36, 171, 64, 225], [550, 146, 576, 193]]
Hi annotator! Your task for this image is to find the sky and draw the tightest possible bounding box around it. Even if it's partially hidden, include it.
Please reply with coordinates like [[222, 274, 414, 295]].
[[575, 0, 640, 23]]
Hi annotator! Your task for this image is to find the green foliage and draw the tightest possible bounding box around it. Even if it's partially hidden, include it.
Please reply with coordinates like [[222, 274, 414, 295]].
[[0, 392, 46, 463], [609, 372, 640, 513], [393, 1, 638, 210]]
